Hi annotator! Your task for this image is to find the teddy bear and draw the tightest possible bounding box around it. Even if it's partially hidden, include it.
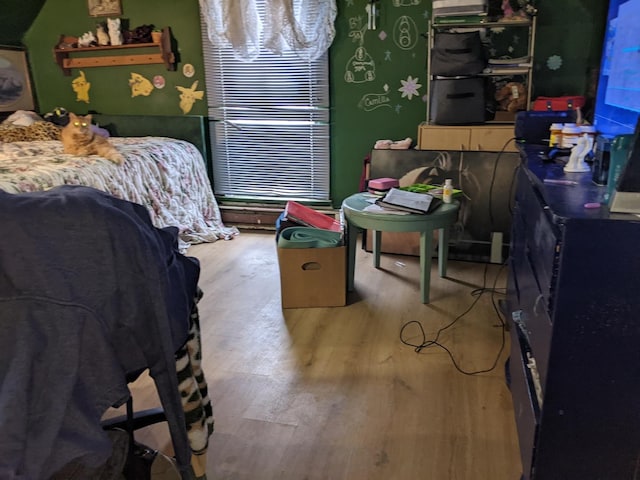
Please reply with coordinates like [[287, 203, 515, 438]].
[[495, 81, 527, 112]]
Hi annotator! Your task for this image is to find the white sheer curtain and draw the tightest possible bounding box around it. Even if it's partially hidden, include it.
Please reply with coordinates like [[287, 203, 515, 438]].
[[199, 0, 336, 62]]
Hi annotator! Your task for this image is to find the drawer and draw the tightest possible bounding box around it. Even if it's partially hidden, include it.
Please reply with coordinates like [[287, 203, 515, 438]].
[[418, 125, 471, 150], [468, 126, 518, 152], [515, 252, 553, 385], [518, 175, 560, 308], [508, 324, 541, 480], [417, 124, 519, 152], [507, 202, 526, 305]]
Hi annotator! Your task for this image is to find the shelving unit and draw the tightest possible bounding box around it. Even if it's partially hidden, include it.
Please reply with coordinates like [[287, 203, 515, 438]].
[[426, 16, 537, 125], [53, 26, 175, 76]]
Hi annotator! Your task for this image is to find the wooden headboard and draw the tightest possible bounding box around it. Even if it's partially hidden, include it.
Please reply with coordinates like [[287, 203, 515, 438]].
[[92, 114, 212, 182]]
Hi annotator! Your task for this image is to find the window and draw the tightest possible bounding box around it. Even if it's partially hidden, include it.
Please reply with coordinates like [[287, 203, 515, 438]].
[[200, 12, 331, 203]]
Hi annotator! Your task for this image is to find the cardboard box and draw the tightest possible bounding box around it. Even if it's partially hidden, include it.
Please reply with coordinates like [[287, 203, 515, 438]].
[[277, 245, 346, 308]]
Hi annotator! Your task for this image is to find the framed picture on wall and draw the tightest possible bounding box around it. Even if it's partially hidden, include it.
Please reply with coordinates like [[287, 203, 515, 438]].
[[87, 0, 122, 17], [0, 48, 35, 113]]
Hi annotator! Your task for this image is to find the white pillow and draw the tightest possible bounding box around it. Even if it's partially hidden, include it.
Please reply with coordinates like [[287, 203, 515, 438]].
[[2, 110, 44, 126]]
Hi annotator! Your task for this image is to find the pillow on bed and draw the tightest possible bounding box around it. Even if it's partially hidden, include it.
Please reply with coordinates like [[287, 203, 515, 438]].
[[2, 110, 44, 126], [0, 122, 62, 143]]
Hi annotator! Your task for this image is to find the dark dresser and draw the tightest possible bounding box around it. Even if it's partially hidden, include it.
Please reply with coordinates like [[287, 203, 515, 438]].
[[507, 146, 640, 480]]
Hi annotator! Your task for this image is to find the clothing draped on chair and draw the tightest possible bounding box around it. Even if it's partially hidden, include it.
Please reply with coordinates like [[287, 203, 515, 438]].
[[0, 185, 212, 480]]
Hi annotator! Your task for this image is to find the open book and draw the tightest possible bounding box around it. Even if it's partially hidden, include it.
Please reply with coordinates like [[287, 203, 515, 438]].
[[375, 188, 442, 214]]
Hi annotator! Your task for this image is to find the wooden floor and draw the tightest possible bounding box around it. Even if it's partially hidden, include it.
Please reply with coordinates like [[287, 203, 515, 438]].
[[125, 230, 523, 480]]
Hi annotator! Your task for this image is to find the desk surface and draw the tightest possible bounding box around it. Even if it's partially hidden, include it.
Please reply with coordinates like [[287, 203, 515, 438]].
[[342, 192, 459, 232]]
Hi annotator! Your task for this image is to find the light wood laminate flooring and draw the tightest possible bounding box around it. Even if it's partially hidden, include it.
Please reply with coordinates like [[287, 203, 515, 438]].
[[122, 231, 522, 480]]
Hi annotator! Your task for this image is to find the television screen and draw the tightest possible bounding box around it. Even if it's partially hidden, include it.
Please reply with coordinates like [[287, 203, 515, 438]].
[[593, 0, 640, 136]]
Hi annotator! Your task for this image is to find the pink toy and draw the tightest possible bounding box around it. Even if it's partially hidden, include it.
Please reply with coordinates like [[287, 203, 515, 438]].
[[501, 0, 515, 17]]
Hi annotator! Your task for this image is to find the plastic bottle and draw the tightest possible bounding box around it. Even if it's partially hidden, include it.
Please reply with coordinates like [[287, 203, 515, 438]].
[[443, 179, 453, 204], [580, 125, 597, 145], [549, 123, 563, 147], [561, 124, 581, 149]]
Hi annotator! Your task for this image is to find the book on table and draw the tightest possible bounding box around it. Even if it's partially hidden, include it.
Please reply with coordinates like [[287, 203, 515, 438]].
[[284, 201, 342, 232], [375, 188, 442, 214]]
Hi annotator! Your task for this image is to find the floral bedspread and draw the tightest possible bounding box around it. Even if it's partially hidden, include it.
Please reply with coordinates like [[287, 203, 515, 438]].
[[0, 137, 238, 249]]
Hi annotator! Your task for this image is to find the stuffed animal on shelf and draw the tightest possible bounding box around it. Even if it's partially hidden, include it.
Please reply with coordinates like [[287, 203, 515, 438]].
[[107, 17, 123, 46], [96, 23, 110, 45], [501, 0, 516, 18], [77, 31, 97, 47], [123, 24, 153, 44], [495, 81, 527, 112]]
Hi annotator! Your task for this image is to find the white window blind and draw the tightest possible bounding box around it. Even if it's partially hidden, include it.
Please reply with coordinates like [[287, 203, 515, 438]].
[[200, 12, 331, 202]]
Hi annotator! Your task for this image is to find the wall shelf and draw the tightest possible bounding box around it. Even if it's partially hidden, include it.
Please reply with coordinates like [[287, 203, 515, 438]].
[[53, 26, 175, 76]]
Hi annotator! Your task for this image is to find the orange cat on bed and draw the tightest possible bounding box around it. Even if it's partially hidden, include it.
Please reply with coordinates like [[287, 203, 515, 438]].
[[61, 112, 124, 165]]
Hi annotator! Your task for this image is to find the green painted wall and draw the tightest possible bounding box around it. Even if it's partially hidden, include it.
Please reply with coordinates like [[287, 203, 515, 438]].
[[329, 0, 608, 205], [330, 1, 430, 204], [533, 0, 608, 103], [15, 0, 607, 206], [23, 0, 206, 116], [0, 0, 45, 46]]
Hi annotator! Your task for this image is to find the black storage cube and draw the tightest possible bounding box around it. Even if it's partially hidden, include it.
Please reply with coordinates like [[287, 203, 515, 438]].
[[431, 31, 485, 76], [430, 77, 486, 125]]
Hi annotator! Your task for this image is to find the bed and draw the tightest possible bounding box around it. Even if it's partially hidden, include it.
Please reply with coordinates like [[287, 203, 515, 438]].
[[0, 113, 238, 250]]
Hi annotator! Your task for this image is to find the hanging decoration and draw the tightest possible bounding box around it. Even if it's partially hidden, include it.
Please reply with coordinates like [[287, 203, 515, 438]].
[[183, 64, 195, 78], [153, 75, 166, 89]]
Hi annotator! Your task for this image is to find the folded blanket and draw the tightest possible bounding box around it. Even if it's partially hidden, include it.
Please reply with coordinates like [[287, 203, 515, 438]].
[[277, 226, 342, 248], [0, 121, 61, 142]]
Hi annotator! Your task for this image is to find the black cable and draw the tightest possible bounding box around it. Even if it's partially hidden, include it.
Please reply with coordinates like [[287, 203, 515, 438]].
[[399, 261, 508, 375], [488, 137, 516, 229], [399, 139, 518, 374]]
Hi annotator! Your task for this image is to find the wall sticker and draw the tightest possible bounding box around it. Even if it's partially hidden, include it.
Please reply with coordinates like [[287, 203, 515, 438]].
[[357, 84, 392, 111], [345, 16, 376, 83], [176, 80, 204, 114], [398, 75, 421, 100], [153, 75, 166, 89], [129, 72, 154, 97], [71, 71, 91, 104], [393, 15, 418, 50], [183, 64, 195, 78]]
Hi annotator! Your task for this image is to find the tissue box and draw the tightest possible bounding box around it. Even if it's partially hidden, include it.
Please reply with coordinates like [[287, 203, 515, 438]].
[[368, 177, 399, 191]]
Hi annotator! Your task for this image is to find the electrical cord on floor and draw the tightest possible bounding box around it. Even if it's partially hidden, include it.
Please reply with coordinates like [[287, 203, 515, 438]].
[[399, 261, 508, 375], [398, 138, 520, 374]]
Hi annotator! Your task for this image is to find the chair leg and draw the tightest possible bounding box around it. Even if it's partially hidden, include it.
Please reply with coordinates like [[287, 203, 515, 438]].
[[125, 396, 135, 446]]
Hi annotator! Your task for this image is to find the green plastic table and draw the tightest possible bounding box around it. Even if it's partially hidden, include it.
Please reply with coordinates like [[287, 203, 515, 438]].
[[341, 192, 460, 303]]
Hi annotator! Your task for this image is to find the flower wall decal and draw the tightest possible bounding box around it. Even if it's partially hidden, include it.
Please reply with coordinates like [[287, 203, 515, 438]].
[[398, 75, 421, 100], [547, 55, 563, 71]]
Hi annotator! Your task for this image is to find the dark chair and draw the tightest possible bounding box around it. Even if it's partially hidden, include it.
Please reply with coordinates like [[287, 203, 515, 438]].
[[0, 186, 200, 480]]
